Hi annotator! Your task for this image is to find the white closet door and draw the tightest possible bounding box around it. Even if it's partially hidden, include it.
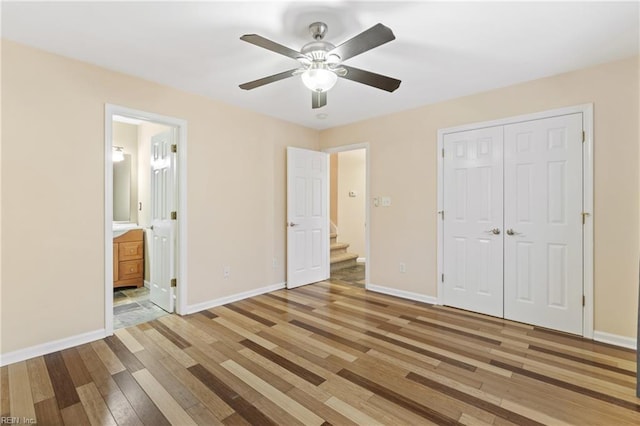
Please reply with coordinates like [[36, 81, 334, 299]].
[[443, 126, 504, 317], [503, 113, 583, 334]]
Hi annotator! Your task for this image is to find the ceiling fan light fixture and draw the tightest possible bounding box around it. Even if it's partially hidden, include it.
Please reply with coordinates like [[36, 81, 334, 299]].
[[301, 64, 337, 92]]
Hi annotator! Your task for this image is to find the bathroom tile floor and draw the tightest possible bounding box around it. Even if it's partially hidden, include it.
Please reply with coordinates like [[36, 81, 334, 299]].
[[330, 263, 365, 287], [113, 286, 168, 330]]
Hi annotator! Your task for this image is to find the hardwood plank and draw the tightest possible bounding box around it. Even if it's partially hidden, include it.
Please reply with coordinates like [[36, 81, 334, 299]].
[[325, 396, 383, 426], [188, 363, 276, 426], [134, 349, 199, 410], [196, 309, 218, 319], [148, 319, 192, 349], [103, 389, 144, 426], [239, 338, 326, 386], [225, 303, 277, 326], [186, 402, 225, 425], [114, 328, 145, 353], [33, 397, 64, 426], [60, 402, 91, 424], [406, 371, 543, 425], [76, 344, 121, 397], [91, 340, 126, 375], [1, 366, 10, 417], [26, 357, 55, 403], [158, 354, 235, 421], [8, 361, 36, 420], [61, 348, 93, 388], [104, 335, 145, 372], [112, 370, 171, 426], [143, 328, 197, 368], [489, 359, 640, 412], [43, 352, 80, 409], [76, 382, 117, 426], [132, 368, 197, 425], [221, 359, 325, 426], [337, 368, 462, 425]]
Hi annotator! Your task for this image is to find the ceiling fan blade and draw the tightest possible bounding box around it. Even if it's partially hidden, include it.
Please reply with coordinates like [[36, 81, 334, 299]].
[[240, 34, 304, 60], [328, 23, 395, 62], [339, 65, 401, 92], [239, 68, 299, 90], [312, 91, 327, 109]]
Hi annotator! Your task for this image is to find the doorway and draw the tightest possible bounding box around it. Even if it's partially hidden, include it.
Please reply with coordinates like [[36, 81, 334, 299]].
[[105, 105, 188, 335], [326, 144, 370, 288], [437, 105, 594, 337]]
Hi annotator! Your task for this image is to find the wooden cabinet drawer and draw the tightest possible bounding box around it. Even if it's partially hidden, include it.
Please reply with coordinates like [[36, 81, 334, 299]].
[[119, 241, 143, 261], [118, 259, 143, 281]]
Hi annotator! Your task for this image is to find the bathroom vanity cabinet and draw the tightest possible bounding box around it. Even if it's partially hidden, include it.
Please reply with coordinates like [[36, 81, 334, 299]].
[[113, 229, 144, 288]]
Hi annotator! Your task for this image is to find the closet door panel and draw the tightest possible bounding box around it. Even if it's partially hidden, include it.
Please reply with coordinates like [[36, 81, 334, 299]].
[[503, 113, 583, 334], [443, 126, 504, 317]]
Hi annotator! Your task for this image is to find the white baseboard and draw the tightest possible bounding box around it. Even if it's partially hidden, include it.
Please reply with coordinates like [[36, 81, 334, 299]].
[[356, 257, 366, 263], [366, 283, 438, 305], [144, 280, 150, 289], [0, 329, 107, 367], [186, 282, 286, 315], [593, 330, 637, 350]]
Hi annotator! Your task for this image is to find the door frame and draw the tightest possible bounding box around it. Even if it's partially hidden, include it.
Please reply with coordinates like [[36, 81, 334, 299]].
[[323, 143, 371, 288], [104, 104, 188, 335], [436, 104, 594, 338]]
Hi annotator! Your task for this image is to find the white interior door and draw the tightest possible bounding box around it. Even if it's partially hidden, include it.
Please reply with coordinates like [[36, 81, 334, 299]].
[[287, 147, 329, 288], [149, 130, 176, 312], [443, 126, 504, 317], [504, 114, 583, 334]]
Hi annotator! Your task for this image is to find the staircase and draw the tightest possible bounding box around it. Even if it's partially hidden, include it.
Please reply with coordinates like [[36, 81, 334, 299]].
[[330, 233, 359, 272]]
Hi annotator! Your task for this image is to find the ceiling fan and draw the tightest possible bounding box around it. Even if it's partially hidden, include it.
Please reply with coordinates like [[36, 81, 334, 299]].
[[239, 22, 401, 109]]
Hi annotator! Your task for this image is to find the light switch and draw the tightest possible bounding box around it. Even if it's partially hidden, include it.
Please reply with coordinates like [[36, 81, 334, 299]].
[[373, 197, 380, 207], [349, 191, 357, 197], [381, 196, 392, 207]]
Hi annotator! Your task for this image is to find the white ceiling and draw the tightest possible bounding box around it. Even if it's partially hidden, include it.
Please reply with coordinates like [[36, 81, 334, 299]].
[[3, 1, 639, 130]]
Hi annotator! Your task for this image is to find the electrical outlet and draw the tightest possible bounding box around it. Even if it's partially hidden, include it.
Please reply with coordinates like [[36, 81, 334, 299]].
[[399, 262, 406, 273], [382, 196, 392, 207], [223, 265, 230, 279]]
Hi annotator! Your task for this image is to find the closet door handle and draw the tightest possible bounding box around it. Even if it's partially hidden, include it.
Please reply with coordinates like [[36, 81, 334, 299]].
[[506, 229, 520, 236], [485, 228, 500, 235]]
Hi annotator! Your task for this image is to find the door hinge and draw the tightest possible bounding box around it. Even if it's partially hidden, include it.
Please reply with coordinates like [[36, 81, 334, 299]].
[[442, 148, 445, 158], [171, 144, 177, 153], [439, 210, 444, 220], [582, 295, 585, 306], [171, 211, 177, 220], [582, 131, 585, 143], [171, 278, 177, 288], [441, 273, 445, 282], [581, 212, 590, 225]]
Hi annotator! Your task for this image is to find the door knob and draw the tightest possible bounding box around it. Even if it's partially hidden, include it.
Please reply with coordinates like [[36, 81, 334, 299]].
[[485, 228, 500, 235], [506, 229, 519, 236], [288, 222, 299, 227]]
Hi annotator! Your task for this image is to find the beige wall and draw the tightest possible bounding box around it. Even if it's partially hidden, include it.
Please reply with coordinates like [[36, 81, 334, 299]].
[[1, 40, 319, 354], [330, 153, 338, 227], [320, 56, 640, 339], [337, 149, 366, 258]]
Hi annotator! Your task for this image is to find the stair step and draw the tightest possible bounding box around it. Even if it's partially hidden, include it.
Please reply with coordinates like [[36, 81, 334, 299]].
[[330, 233, 337, 244], [330, 242, 350, 251], [330, 252, 359, 264], [330, 252, 359, 272]]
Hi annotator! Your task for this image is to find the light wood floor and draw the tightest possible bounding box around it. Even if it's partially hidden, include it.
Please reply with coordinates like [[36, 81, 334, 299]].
[[2, 280, 639, 425]]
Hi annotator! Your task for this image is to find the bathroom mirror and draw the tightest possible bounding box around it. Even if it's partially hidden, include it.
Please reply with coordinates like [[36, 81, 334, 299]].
[[113, 154, 131, 221]]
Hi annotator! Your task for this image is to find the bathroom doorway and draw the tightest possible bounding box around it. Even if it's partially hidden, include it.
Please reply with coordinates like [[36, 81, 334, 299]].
[[105, 105, 188, 334]]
